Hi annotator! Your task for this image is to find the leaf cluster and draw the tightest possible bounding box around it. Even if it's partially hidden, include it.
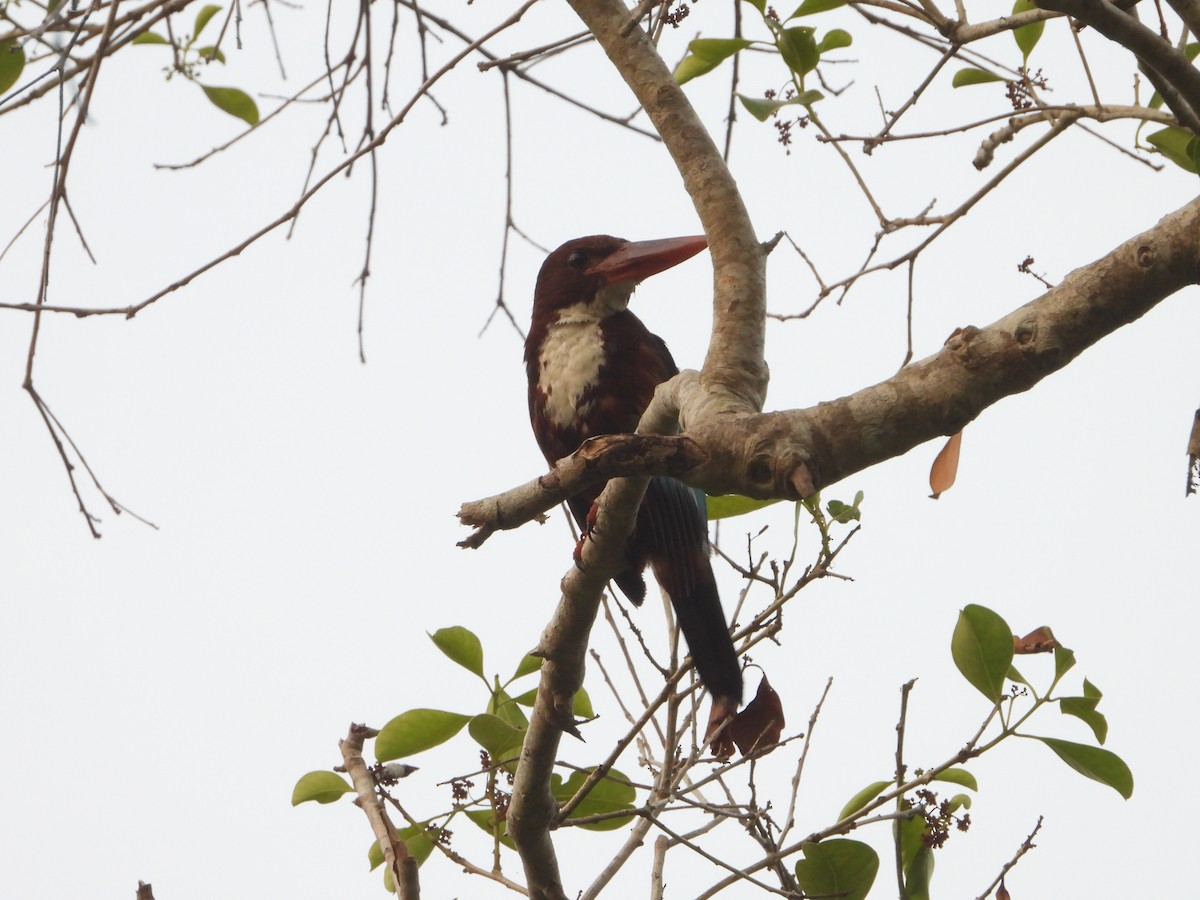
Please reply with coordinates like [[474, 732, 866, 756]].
[[132, 5, 260, 126], [672, 0, 852, 121], [291, 626, 636, 890]]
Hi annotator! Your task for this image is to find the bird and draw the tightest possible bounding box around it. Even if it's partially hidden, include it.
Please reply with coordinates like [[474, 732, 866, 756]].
[[524, 234, 743, 749]]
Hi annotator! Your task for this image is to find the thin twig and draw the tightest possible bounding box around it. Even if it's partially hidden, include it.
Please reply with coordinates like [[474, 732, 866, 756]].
[[973, 817, 1044, 900]]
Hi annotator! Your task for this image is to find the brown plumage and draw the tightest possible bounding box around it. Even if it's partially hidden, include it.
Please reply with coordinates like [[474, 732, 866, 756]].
[[524, 235, 742, 747]]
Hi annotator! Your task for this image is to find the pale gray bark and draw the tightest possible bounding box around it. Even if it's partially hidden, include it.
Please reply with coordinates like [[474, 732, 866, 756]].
[[475, 1, 1200, 896]]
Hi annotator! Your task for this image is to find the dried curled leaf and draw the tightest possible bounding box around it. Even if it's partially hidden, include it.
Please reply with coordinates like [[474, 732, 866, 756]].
[[1013, 625, 1059, 654], [929, 430, 963, 498], [728, 674, 786, 756]]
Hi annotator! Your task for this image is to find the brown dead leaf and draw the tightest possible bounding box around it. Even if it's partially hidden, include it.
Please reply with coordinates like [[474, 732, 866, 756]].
[[1013, 626, 1059, 654], [929, 430, 963, 499], [728, 675, 786, 756], [997, 878, 1011, 900]]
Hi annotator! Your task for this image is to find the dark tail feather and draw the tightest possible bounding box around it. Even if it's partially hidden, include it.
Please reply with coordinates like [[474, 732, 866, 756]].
[[642, 478, 743, 709], [662, 553, 743, 706]]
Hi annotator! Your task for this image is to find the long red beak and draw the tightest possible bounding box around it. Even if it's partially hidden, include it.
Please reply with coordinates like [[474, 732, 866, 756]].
[[586, 235, 708, 284]]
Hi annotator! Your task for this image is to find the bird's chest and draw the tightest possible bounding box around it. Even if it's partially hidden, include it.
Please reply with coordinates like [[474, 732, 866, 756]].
[[535, 320, 607, 431]]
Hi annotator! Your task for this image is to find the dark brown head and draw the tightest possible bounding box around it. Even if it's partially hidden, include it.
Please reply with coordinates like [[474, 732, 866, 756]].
[[531, 234, 708, 320]]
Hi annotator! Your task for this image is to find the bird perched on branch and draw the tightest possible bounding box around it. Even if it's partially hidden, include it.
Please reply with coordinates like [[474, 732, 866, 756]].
[[524, 234, 743, 751]]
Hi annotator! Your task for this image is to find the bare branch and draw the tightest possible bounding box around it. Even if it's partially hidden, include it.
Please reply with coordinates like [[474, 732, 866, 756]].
[[339, 724, 420, 899], [974, 817, 1044, 900]]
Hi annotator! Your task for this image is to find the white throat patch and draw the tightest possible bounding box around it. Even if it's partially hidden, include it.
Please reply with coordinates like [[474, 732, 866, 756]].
[[537, 304, 609, 429]]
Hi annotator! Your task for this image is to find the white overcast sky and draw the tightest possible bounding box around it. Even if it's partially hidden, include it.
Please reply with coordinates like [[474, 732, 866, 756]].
[[2, 1, 1197, 898]]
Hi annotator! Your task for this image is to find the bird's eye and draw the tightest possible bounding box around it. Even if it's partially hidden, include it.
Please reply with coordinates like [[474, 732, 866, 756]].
[[567, 250, 588, 270]]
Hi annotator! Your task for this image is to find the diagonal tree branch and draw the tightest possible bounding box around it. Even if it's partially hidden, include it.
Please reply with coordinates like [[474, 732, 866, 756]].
[[505, 1, 775, 892], [506, 473, 650, 900], [482, 1, 1200, 895], [1035, 0, 1200, 131], [565, 0, 768, 415], [462, 195, 1200, 541]]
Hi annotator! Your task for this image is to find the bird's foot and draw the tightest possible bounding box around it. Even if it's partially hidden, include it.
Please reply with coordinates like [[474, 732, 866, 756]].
[[572, 501, 601, 570]]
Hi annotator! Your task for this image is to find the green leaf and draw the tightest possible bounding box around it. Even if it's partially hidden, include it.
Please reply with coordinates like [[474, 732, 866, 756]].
[[690, 37, 755, 62], [896, 800, 934, 897], [468, 713, 525, 764], [904, 844, 935, 900], [1060, 696, 1109, 744], [511, 653, 542, 680], [952, 67, 1005, 88], [947, 792, 972, 812], [817, 28, 852, 54], [1007, 664, 1029, 685], [706, 494, 782, 519], [737, 92, 823, 122], [511, 685, 593, 718], [826, 496, 861, 523], [778, 27, 819, 76], [194, 4, 222, 38], [375, 708, 470, 761], [794, 839, 880, 900], [1012, 0, 1044, 61], [291, 770, 354, 805], [196, 45, 226, 64], [488, 683, 529, 730], [464, 808, 516, 848], [430, 626, 484, 677], [0, 41, 26, 97], [1036, 737, 1133, 798], [789, 0, 846, 16], [401, 825, 438, 865], [370, 828, 438, 871], [744, 0, 767, 12], [131, 32, 171, 46], [200, 84, 260, 126], [1146, 127, 1200, 173], [933, 767, 978, 791], [951, 604, 1014, 702], [675, 39, 753, 86], [675, 54, 721, 85], [896, 800, 925, 870], [554, 767, 637, 830], [573, 687, 595, 719], [739, 95, 790, 122], [838, 780, 890, 820], [1053, 646, 1076, 681]]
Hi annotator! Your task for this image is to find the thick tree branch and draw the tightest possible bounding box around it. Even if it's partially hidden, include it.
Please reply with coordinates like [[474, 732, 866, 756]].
[[479, 3, 1200, 896], [1035, 0, 1200, 131], [461, 195, 1200, 538], [1166, 0, 1200, 38], [457, 433, 703, 548], [506, 474, 650, 900], [565, 0, 767, 415]]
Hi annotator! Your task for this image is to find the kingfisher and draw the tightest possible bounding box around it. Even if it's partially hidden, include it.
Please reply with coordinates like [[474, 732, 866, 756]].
[[524, 234, 743, 749]]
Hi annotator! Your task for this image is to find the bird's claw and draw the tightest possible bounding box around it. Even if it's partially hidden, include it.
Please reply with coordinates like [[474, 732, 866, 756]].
[[572, 501, 601, 570]]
